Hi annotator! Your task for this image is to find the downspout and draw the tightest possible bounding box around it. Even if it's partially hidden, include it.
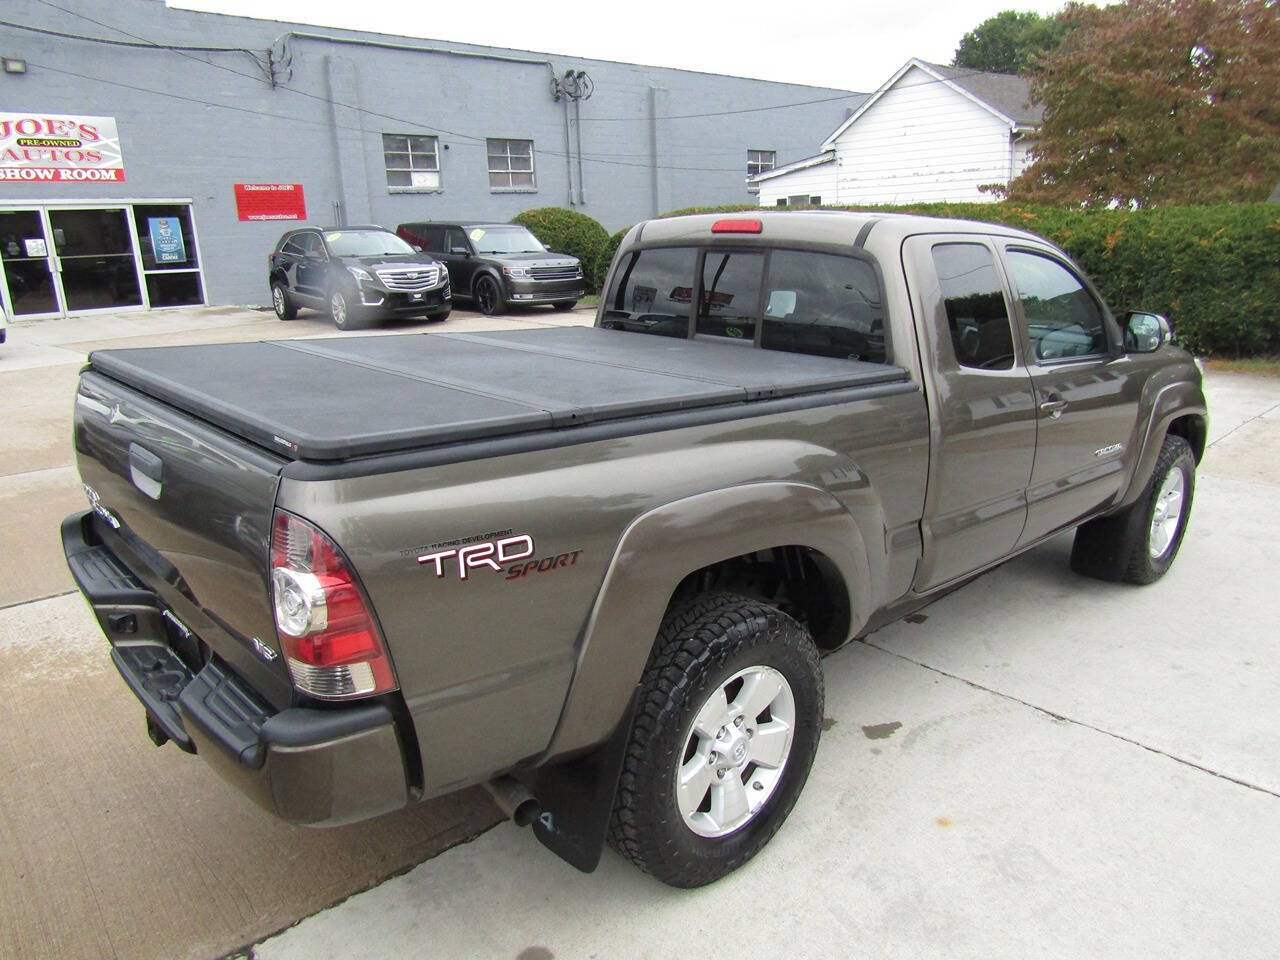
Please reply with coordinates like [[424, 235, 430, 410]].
[[648, 87, 660, 217], [574, 97, 586, 205], [563, 96, 576, 206]]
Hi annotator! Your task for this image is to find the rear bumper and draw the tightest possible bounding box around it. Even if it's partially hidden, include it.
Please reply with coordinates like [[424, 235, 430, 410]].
[[62, 511, 410, 826]]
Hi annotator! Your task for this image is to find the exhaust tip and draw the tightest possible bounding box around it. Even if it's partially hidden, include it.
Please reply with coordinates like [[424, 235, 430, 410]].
[[484, 776, 541, 827]]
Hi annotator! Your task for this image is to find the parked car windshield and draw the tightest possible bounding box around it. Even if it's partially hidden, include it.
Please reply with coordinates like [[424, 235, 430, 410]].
[[469, 226, 546, 255], [323, 230, 415, 257]]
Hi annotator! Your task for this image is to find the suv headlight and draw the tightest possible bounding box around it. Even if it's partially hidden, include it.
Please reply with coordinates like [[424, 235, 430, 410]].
[[347, 265, 373, 283], [502, 266, 529, 279]]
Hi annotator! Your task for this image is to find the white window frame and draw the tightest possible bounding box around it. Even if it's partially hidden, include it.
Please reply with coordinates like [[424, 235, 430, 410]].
[[747, 149, 776, 178], [487, 138, 537, 192], [383, 133, 442, 193]]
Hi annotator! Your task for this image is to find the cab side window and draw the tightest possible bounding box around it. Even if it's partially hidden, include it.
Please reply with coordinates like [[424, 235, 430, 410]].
[[932, 243, 1016, 370], [761, 250, 886, 363], [1004, 250, 1108, 361], [280, 234, 305, 257], [602, 246, 695, 339]]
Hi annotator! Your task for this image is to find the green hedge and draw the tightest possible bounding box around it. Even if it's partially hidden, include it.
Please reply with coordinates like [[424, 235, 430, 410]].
[[652, 202, 1280, 357], [512, 207, 611, 291]]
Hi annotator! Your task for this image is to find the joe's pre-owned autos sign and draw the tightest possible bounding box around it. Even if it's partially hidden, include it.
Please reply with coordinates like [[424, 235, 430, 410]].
[[0, 113, 126, 182]]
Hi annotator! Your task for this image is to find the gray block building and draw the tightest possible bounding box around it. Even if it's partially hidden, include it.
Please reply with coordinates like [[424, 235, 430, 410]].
[[0, 0, 864, 316]]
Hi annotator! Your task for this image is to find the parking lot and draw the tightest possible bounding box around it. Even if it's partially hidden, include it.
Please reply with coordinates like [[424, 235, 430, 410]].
[[2, 307, 1278, 960]]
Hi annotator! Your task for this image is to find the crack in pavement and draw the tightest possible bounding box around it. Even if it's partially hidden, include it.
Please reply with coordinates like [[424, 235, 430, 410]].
[[857, 637, 1280, 801], [1206, 399, 1280, 451]]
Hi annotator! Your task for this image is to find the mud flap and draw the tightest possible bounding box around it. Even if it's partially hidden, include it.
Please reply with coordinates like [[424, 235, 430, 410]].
[[526, 689, 640, 873]]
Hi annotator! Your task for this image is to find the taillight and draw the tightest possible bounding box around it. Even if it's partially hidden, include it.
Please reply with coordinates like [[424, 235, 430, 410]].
[[270, 510, 396, 700]]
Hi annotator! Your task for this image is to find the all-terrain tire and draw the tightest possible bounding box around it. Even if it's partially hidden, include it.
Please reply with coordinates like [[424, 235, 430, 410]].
[[1070, 434, 1196, 584], [607, 593, 823, 887]]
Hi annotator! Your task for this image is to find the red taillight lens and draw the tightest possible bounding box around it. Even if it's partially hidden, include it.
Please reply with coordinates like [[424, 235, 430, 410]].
[[270, 510, 396, 699], [711, 218, 763, 234]]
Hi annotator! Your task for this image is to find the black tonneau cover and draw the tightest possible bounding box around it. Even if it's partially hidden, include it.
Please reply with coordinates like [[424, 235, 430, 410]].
[[86, 327, 907, 461]]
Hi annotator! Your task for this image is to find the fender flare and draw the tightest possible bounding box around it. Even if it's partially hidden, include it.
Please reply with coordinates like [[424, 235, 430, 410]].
[[539, 480, 873, 763], [1115, 380, 1207, 509]]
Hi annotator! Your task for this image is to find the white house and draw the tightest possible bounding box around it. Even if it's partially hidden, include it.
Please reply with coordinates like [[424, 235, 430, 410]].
[[751, 59, 1041, 207]]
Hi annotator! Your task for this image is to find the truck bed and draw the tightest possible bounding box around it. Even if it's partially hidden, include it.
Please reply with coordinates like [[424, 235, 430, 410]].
[[86, 326, 908, 461]]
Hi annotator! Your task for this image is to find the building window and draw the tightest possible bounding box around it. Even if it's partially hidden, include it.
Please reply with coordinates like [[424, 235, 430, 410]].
[[747, 149, 776, 178], [487, 139, 536, 191], [776, 198, 787, 207], [383, 134, 441, 191]]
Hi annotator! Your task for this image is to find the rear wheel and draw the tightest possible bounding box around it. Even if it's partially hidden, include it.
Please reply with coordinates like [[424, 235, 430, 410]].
[[474, 275, 505, 316], [608, 593, 823, 887], [1071, 434, 1196, 584], [271, 281, 297, 321]]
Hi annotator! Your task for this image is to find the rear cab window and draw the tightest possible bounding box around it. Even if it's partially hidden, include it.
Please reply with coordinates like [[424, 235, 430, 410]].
[[603, 245, 889, 363], [931, 243, 1016, 370]]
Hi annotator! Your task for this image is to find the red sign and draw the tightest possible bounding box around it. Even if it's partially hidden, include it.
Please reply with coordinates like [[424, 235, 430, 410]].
[[234, 183, 306, 222]]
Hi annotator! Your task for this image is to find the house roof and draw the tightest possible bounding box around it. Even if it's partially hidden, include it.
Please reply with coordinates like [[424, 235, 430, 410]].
[[821, 58, 1042, 149], [748, 150, 836, 184], [921, 61, 1043, 127]]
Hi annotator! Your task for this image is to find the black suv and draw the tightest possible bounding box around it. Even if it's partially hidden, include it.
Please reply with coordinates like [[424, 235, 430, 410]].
[[396, 222, 584, 316], [269, 225, 451, 329]]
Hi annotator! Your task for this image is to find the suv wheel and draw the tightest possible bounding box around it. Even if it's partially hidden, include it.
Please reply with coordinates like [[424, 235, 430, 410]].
[[474, 275, 505, 316], [553, 301, 577, 312], [608, 593, 823, 887], [271, 281, 297, 321], [328, 287, 364, 331]]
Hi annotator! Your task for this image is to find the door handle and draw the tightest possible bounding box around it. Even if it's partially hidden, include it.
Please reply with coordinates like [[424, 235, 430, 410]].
[[1039, 397, 1068, 419]]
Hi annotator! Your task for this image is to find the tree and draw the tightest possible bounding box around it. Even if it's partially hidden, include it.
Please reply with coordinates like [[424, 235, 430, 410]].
[[953, 10, 1073, 74], [1008, 0, 1280, 206]]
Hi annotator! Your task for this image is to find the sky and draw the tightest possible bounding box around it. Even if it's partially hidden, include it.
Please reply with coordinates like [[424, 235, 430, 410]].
[[171, 0, 1071, 92]]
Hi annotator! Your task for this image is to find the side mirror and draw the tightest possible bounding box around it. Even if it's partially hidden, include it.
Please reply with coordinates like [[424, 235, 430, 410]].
[[450, 246, 469, 256], [1124, 311, 1172, 352], [411, 245, 423, 253]]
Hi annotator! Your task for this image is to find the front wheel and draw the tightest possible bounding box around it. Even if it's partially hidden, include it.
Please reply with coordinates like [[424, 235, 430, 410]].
[[608, 593, 823, 887], [474, 275, 505, 316], [1071, 434, 1196, 584], [552, 301, 577, 312], [328, 287, 365, 330]]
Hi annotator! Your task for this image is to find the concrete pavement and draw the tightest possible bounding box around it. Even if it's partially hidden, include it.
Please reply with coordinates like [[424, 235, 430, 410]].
[[1, 307, 1275, 959], [255, 371, 1280, 960]]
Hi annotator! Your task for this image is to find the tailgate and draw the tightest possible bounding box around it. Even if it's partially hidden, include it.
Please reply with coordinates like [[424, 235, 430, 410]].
[[74, 370, 293, 709]]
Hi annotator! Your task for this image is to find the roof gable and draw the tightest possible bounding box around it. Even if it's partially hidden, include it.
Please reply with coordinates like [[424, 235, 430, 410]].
[[821, 58, 1040, 149]]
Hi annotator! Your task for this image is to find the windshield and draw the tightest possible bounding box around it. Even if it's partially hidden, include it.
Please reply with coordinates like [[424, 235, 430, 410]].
[[469, 226, 546, 255], [323, 230, 415, 258]]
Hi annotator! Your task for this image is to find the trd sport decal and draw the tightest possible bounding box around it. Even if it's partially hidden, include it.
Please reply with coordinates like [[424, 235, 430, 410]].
[[418, 534, 533, 579], [417, 533, 585, 582]]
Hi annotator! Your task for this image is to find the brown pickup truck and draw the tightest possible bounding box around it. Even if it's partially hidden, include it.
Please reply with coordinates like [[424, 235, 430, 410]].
[[63, 211, 1205, 887]]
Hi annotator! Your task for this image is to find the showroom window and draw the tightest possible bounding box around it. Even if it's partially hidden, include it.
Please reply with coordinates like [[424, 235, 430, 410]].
[[383, 134, 441, 191], [747, 150, 776, 177], [487, 139, 536, 191]]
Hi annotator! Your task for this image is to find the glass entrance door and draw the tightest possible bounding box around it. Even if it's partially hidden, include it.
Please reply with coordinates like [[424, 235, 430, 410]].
[[0, 209, 61, 317], [47, 208, 144, 312]]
